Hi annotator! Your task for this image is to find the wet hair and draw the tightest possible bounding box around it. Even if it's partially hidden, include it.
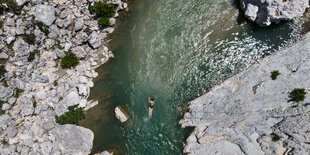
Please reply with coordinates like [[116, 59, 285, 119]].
[[151, 98, 155, 101]]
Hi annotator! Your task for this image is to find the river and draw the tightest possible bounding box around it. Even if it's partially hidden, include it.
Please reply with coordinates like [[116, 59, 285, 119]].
[[80, 0, 308, 154]]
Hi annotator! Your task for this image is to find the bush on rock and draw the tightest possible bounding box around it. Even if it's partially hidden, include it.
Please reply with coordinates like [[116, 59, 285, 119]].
[[55, 105, 85, 125], [88, 1, 116, 27], [290, 88, 307, 102], [0, 0, 21, 15], [21, 33, 36, 45], [271, 70, 280, 80], [60, 53, 79, 68], [0, 65, 6, 77]]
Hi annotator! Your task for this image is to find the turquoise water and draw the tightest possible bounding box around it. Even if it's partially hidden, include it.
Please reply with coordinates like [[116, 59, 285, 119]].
[[81, 0, 307, 154]]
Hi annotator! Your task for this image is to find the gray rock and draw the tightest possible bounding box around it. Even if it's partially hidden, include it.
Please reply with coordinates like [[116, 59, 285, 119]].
[[0, 115, 11, 130], [19, 99, 34, 116], [39, 141, 53, 154], [8, 97, 16, 104], [13, 38, 30, 58], [42, 120, 55, 131], [15, 0, 30, 6], [64, 42, 72, 51], [15, 27, 25, 35], [31, 0, 42, 5], [244, 3, 258, 21], [36, 91, 47, 100], [88, 32, 101, 49], [48, 25, 59, 39], [0, 52, 9, 59], [6, 36, 15, 44], [109, 18, 116, 26], [77, 84, 88, 97], [55, 19, 64, 28], [75, 31, 88, 45], [115, 107, 128, 123], [59, 10, 68, 19], [240, 0, 309, 27], [56, 48, 66, 58], [95, 151, 113, 155], [0, 85, 14, 101], [34, 5, 56, 26], [1, 103, 11, 110], [71, 46, 86, 59], [64, 91, 80, 107], [53, 124, 94, 154], [5, 18, 15, 26], [180, 32, 310, 154], [74, 18, 84, 31], [5, 127, 18, 138], [36, 75, 49, 83], [16, 18, 23, 26]]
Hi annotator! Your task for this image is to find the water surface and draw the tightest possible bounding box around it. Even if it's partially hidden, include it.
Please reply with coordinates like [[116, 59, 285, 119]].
[[80, 0, 307, 154]]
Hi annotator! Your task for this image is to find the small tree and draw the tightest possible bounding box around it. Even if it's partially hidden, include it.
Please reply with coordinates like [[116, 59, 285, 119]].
[[98, 16, 110, 27], [271, 70, 280, 80], [21, 33, 36, 45], [290, 88, 307, 102], [88, 1, 116, 27], [60, 53, 79, 68], [0, 65, 6, 77], [55, 105, 85, 125]]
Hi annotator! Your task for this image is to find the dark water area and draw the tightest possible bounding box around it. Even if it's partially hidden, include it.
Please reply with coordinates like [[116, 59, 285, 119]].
[[80, 0, 309, 154]]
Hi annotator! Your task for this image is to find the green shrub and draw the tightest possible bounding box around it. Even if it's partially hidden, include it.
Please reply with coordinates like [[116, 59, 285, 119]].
[[27, 51, 38, 62], [88, 1, 116, 26], [60, 53, 79, 68], [14, 88, 23, 98], [0, 0, 21, 15], [55, 105, 85, 125], [36, 21, 49, 36], [1, 139, 8, 145], [0, 20, 3, 29], [271, 70, 280, 80], [0, 65, 6, 77], [21, 33, 36, 45], [271, 133, 280, 142], [98, 16, 110, 27], [290, 88, 307, 102]]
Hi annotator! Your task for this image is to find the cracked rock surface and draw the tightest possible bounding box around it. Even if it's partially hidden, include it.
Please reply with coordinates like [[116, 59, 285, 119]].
[[180, 32, 310, 154]]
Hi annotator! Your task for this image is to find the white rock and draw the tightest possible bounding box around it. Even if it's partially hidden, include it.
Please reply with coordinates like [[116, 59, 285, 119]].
[[34, 5, 56, 26], [36, 91, 47, 100], [77, 84, 88, 97], [114, 107, 128, 123], [6, 36, 15, 44], [245, 3, 258, 21], [64, 91, 80, 107], [1, 103, 11, 110], [79, 99, 87, 108], [53, 124, 94, 154]]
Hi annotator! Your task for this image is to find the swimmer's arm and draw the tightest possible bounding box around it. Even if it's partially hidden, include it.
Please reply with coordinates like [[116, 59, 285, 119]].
[[148, 97, 150, 103]]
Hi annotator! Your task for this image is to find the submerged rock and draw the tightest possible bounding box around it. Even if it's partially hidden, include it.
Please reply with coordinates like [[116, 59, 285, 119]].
[[114, 106, 128, 123], [240, 0, 309, 27]]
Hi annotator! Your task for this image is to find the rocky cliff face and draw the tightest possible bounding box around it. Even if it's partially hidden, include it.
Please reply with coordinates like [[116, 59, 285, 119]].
[[180, 32, 310, 154], [240, 0, 309, 27]]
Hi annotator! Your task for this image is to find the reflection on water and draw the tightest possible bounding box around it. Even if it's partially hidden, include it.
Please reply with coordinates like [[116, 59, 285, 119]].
[[80, 0, 309, 154]]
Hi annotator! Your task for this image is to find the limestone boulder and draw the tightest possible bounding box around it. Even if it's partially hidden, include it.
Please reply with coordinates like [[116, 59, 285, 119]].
[[53, 124, 94, 154], [34, 5, 56, 26], [114, 106, 128, 123]]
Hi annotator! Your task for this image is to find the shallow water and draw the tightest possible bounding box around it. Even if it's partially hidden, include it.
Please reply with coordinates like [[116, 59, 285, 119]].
[[80, 0, 307, 154]]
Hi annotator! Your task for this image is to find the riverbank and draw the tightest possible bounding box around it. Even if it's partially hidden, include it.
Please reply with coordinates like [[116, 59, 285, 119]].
[[180, 31, 310, 154], [0, 0, 127, 154]]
